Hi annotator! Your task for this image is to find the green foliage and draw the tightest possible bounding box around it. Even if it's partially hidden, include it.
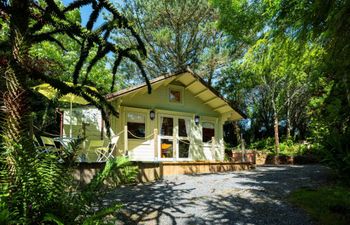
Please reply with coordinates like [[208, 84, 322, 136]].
[[250, 137, 311, 156], [279, 141, 311, 157], [85, 156, 138, 193], [1, 1, 147, 222], [250, 137, 275, 152], [318, 131, 350, 181], [120, 0, 230, 85], [212, 0, 350, 178], [0, 133, 137, 224], [289, 185, 350, 225], [0, 202, 13, 224]]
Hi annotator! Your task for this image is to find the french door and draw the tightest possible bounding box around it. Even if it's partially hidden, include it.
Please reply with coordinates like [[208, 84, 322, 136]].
[[159, 115, 191, 161]]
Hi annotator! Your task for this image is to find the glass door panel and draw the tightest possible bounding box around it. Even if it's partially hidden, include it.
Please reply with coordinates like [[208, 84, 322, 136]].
[[178, 139, 190, 158], [161, 117, 173, 136], [178, 118, 188, 137], [159, 116, 174, 160], [178, 118, 190, 159]]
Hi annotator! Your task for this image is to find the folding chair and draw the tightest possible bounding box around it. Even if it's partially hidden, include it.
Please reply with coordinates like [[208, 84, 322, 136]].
[[41, 136, 55, 146], [96, 136, 119, 162], [40, 136, 62, 161], [86, 140, 105, 162]]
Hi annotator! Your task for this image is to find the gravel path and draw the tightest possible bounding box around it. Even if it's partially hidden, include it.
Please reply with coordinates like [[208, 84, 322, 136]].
[[103, 165, 330, 225]]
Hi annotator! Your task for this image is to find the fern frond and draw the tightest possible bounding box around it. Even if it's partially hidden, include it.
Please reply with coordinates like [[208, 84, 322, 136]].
[[43, 213, 64, 225], [82, 203, 122, 225]]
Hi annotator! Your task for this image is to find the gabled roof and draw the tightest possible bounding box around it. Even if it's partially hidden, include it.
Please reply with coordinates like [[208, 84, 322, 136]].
[[106, 68, 246, 120]]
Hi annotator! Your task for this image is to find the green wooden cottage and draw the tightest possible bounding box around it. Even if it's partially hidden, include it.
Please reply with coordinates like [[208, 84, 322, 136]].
[[106, 69, 245, 162]]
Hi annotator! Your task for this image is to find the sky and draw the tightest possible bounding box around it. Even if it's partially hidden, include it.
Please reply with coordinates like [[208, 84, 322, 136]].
[[62, 0, 105, 27], [62, 0, 125, 28]]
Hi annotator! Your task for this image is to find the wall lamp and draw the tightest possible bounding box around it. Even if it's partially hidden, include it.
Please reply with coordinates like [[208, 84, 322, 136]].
[[150, 110, 156, 120], [194, 115, 200, 125]]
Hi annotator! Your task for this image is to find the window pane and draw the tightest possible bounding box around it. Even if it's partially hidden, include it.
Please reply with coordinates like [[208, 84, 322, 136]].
[[179, 140, 190, 158], [161, 139, 173, 158], [127, 122, 145, 139], [178, 118, 188, 137], [127, 113, 145, 139], [127, 112, 145, 123], [169, 89, 181, 103], [161, 117, 173, 136], [202, 122, 215, 142]]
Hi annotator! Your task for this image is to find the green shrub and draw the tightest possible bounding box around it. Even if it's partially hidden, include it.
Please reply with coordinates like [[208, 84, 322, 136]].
[[250, 137, 313, 156], [249, 137, 275, 152], [0, 137, 138, 224], [318, 131, 350, 181]]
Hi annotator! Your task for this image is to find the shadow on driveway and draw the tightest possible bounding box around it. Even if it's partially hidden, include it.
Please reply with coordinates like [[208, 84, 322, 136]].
[[104, 165, 330, 225]]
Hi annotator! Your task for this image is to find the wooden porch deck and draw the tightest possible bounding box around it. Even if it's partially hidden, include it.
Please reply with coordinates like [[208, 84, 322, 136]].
[[136, 161, 255, 182], [73, 161, 255, 184]]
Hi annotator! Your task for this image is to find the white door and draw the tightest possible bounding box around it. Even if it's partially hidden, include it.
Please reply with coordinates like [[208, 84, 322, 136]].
[[159, 115, 191, 161]]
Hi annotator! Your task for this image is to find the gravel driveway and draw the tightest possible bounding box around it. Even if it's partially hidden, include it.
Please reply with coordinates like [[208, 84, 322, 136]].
[[103, 165, 330, 225]]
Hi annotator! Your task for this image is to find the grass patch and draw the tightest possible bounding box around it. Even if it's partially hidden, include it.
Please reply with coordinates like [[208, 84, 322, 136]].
[[288, 185, 350, 225]]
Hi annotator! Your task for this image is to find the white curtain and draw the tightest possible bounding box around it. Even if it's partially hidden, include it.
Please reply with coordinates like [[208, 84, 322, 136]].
[[185, 118, 190, 137]]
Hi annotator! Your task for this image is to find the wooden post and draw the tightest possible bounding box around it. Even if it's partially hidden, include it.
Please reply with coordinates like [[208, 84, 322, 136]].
[[154, 128, 158, 160], [173, 130, 176, 160], [211, 137, 216, 160], [124, 125, 128, 155]]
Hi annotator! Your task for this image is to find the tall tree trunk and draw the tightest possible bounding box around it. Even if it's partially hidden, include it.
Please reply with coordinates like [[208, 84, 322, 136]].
[[273, 113, 280, 156], [286, 89, 291, 140], [233, 121, 241, 147], [286, 108, 291, 140], [5, 0, 32, 144], [272, 97, 280, 157], [4, 0, 36, 219]]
